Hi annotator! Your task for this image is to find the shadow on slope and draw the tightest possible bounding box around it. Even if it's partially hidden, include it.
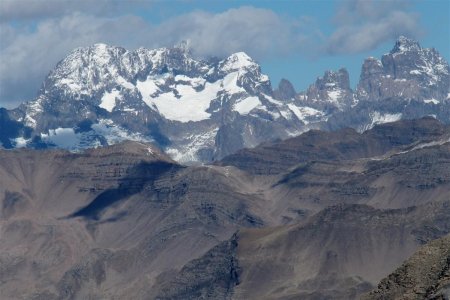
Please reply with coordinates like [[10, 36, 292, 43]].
[[69, 161, 182, 220]]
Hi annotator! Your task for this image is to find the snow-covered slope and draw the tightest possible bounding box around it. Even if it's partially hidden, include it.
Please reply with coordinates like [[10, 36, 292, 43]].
[[3, 42, 311, 162], [1, 36, 449, 162]]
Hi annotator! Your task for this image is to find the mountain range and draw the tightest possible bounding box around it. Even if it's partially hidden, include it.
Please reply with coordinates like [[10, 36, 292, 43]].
[[1, 117, 450, 299], [1, 36, 449, 163], [1, 36, 450, 299]]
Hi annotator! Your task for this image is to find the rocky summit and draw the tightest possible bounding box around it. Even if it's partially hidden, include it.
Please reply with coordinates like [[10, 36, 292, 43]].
[[1, 36, 449, 163]]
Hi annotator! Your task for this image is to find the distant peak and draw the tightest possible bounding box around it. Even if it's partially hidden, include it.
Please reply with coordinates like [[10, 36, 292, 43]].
[[220, 51, 256, 72], [391, 35, 421, 54], [231, 51, 252, 60], [274, 78, 296, 100], [322, 68, 349, 81], [70, 43, 125, 56], [323, 68, 348, 77], [92, 43, 109, 49], [175, 40, 192, 52]]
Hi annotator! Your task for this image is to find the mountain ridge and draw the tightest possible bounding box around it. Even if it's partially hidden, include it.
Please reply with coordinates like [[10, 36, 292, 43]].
[[1, 118, 450, 299], [1, 36, 449, 163]]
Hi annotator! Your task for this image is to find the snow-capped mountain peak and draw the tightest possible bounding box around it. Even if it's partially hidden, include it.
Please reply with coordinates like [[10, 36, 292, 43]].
[[2, 36, 449, 164], [357, 36, 450, 102], [390, 35, 421, 55], [220, 52, 257, 72], [301, 68, 354, 111]]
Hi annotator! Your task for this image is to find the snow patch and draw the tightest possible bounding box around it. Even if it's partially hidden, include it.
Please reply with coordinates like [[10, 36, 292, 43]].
[[92, 119, 152, 145], [58, 78, 83, 93], [174, 75, 205, 88], [263, 94, 283, 106], [370, 112, 402, 128], [12, 137, 30, 148], [138, 71, 249, 122], [221, 52, 255, 72], [287, 104, 324, 124], [137, 77, 160, 107], [41, 128, 82, 149], [327, 90, 342, 103], [117, 76, 135, 89], [149, 80, 220, 122], [279, 109, 293, 120], [234, 97, 261, 115], [424, 98, 440, 104], [222, 72, 246, 94], [166, 127, 218, 162], [100, 89, 122, 112]]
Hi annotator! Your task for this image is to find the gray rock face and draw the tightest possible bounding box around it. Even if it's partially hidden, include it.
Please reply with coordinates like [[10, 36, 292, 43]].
[[274, 78, 296, 101], [362, 234, 450, 300], [357, 36, 450, 102], [154, 234, 240, 300], [302, 68, 354, 111], [326, 36, 450, 132]]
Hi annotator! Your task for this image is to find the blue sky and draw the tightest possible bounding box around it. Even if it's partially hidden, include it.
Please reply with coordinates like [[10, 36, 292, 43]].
[[140, 0, 448, 90], [0, 0, 449, 107]]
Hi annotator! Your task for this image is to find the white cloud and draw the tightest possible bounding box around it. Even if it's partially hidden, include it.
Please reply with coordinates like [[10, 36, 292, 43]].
[[0, 1, 426, 108], [0, 0, 135, 21], [148, 6, 313, 58], [0, 13, 150, 107], [325, 0, 422, 54], [0, 6, 313, 107]]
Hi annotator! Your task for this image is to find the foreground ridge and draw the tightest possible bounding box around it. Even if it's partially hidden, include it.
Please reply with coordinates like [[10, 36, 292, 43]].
[[1, 118, 450, 299]]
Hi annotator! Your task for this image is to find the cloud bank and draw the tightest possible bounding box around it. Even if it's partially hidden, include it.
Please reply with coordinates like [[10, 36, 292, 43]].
[[326, 0, 422, 54], [0, 0, 422, 108]]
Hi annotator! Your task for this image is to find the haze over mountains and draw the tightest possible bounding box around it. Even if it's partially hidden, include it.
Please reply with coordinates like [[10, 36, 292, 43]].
[[0, 36, 449, 163]]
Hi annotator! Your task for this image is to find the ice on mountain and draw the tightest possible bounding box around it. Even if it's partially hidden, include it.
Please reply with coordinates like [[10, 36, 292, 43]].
[[234, 96, 261, 115], [287, 104, 324, 124], [117, 76, 135, 89], [100, 89, 122, 112], [424, 98, 440, 104], [137, 77, 160, 106], [12, 137, 30, 148], [222, 72, 246, 94], [221, 52, 256, 72], [147, 78, 221, 122], [327, 90, 342, 103], [263, 94, 284, 106], [370, 112, 402, 127], [166, 127, 218, 162], [92, 119, 152, 144], [41, 128, 82, 149]]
